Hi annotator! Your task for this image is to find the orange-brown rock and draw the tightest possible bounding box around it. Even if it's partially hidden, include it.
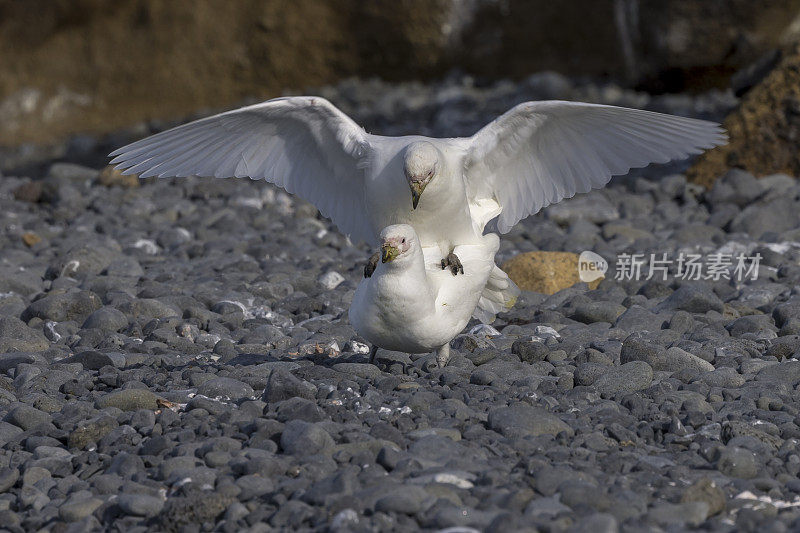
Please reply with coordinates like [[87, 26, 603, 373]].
[[97, 166, 140, 188], [502, 251, 602, 295], [689, 41, 800, 187], [21, 232, 41, 247]]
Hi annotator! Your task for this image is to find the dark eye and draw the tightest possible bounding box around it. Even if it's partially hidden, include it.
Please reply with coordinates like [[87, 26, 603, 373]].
[[401, 238, 406, 243]]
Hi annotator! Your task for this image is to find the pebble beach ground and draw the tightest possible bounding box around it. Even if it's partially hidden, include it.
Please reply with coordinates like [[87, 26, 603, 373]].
[[1, 73, 800, 532]]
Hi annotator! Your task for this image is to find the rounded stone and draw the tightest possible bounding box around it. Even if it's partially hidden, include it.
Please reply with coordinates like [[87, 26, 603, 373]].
[[96, 389, 159, 411], [117, 493, 164, 517], [196, 377, 255, 401], [717, 446, 759, 479]]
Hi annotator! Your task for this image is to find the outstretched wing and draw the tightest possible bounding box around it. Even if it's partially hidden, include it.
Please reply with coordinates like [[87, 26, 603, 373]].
[[463, 100, 727, 233], [110, 96, 376, 244]]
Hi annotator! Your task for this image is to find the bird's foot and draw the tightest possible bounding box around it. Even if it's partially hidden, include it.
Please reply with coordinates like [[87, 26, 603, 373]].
[[440, 252, 464, 276], [364, 251, 380, 278], [435, 344, 451, 368]]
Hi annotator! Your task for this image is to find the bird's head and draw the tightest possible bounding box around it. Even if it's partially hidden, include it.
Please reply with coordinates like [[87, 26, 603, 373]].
[[403, 141, 441, 209], [379, 224, 418, 264]]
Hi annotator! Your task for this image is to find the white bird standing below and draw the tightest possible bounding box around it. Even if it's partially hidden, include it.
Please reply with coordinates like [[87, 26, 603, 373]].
[[110, 96, 726, 320], [349, 224, 500, 367]]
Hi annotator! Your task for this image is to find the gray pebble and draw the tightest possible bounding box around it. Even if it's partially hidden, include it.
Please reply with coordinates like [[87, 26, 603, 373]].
[[648, 501, 709, 527], [663, 346, 715, 373], [96, 389, 159, 411], [0, 317, 50, 352], [0, 468, 19, 493], [82, 307, 128, 332], [717, 446, 759, 478], [594, 361, 653, 397], [23, 290, 103, 323], [4, 405, 52, 431], [280, 420, 335, 456], [262, 367, 317, 403], [63, 350, 118, 370], [374, 485, 429, 515], [656, 284, 724, 314], [59, 496, 103, 522], [117, 493, 164, 517], [488, 404, 573, 438], [572, 513, 619, 533], [196, 377, 255, 401], [572, 301, 626, 324], [699, 367, 745, 388]]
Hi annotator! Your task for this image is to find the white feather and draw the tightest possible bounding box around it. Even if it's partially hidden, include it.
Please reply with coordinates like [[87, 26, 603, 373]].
[[463, 100, 726, 233], [110, 97, 376, 244]]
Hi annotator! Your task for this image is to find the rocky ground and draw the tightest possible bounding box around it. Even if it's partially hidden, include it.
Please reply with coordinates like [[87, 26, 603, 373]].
[[1, 75, 800, 532]]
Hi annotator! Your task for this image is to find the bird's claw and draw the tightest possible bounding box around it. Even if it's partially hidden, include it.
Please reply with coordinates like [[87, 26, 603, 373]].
[[364, 251, 380, 278], [440, 252, 464, 276]]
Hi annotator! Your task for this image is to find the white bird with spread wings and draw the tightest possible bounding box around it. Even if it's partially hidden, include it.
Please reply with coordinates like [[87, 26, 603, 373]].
[[110, 96, 725, 320]]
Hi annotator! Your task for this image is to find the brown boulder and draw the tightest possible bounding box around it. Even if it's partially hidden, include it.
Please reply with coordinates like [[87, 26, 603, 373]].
[[689, 41, 800, 187], [2, 0, 799, 146], [21, 232, 41, 247], [502, 251, 602, 295]]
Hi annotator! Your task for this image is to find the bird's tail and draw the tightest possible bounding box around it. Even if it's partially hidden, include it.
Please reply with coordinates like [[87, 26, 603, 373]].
[[473, 265, 520, 324]]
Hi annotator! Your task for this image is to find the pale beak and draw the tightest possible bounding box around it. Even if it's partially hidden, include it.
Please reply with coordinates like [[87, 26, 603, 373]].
[[410, 181, 427, 209], [381, 243, 400, 263]]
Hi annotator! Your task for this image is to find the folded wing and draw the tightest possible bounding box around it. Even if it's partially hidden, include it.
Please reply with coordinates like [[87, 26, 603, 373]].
[[110, 96, 376, 244], [463, 100, 727, 233]]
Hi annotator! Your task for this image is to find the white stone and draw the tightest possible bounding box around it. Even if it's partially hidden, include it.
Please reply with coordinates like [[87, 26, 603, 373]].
[[468, 323, 501, 337], [318, 271, 345, 290]]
